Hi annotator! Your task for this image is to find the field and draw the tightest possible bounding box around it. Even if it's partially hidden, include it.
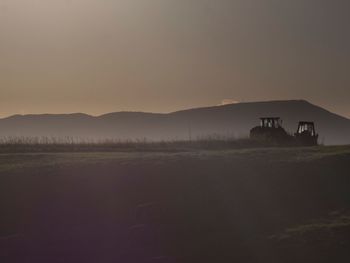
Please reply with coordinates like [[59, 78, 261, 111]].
[[1, 145, 350, 262]]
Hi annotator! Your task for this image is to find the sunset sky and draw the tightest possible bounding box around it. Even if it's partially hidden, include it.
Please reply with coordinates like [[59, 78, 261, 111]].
[[0, 0, 349, 118]]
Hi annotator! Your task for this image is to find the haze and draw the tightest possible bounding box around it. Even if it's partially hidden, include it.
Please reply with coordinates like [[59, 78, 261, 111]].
[[0, 0, 349, 118]]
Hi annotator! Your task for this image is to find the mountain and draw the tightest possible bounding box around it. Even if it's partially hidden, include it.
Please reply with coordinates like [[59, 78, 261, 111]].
[[0, 100, 349, 145]]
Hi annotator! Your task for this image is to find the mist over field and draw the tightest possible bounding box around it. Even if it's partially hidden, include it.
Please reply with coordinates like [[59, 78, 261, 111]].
[[0, 100, 349, 145]]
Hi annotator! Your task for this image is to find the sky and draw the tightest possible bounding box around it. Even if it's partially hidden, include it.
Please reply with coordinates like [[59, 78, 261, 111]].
[[0, 0, 349, 118]]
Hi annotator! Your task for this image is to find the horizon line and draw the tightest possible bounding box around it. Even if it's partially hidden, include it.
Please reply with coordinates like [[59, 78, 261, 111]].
[[0, 99, 348, 120]]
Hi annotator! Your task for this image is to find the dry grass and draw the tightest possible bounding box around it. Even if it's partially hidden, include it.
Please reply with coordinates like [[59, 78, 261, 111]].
[[0, 136, 301, 153]]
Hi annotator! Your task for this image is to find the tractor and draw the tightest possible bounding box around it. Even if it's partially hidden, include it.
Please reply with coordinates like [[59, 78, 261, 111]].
[[294, 121, 318, 146], [250, 117, 319, 146], [250, 117, 292, 144]]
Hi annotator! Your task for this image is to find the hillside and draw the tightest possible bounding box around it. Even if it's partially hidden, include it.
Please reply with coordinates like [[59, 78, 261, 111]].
[[0, 100, 349, 145]]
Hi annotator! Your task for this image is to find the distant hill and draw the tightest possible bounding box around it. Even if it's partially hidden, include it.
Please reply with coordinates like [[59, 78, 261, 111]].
[[0, 100, 349, 145]]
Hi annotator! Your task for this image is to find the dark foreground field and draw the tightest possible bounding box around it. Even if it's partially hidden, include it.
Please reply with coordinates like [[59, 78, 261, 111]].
[[0, 146, 350, 263]]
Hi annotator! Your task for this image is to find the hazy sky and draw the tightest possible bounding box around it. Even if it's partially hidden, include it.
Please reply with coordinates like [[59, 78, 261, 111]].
[[0, 0, 349, 118]]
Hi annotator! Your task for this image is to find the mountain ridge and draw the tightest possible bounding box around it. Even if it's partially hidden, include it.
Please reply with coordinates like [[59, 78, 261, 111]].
[[0, 100, 349, 145], [3, 100, 348, 121]]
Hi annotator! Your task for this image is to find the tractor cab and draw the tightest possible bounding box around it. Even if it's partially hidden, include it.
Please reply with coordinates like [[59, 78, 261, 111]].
[[260, 117, 282, 129], [295, 121, 318, 146], [250, 117, 290, 143]]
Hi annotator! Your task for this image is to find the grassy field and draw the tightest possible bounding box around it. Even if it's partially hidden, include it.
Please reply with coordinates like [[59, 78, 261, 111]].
[[0, 145, 350, 262], [0, 136, 306, 153]]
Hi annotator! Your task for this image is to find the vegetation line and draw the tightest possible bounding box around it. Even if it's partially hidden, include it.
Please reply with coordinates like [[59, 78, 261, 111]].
[[0, 136, 301, 153]]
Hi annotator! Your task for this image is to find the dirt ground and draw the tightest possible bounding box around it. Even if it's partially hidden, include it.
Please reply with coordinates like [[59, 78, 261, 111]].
[[0, 146, 350, 263]]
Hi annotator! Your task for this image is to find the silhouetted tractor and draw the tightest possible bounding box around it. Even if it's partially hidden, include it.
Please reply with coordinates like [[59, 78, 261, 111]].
[[250, 117, 292, 144], [294, 121, 318, 146], [250, 117, 319, 146]]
